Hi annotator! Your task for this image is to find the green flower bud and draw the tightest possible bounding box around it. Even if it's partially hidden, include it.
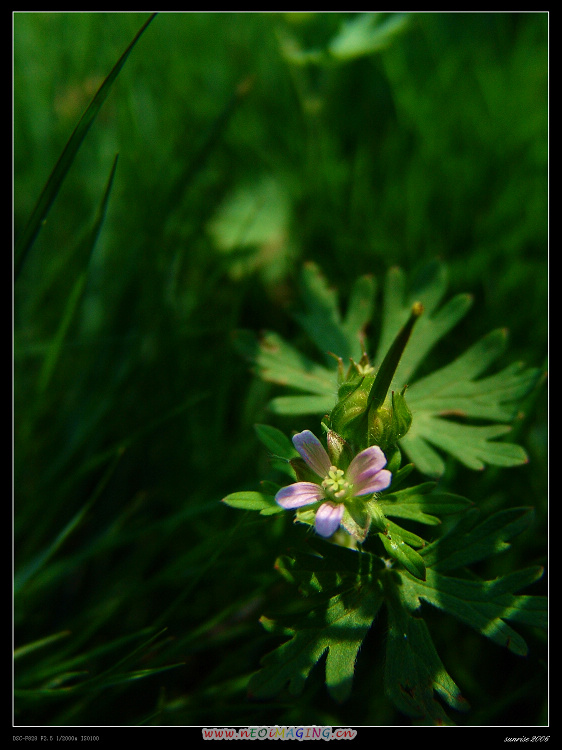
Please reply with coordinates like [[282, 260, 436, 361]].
[[327, 303, 422, 451], [389, 388, 413, 441], [333, 351, 373, 388], [329, 371, 374, 443], [326, 430, 354, 471], [367, 387, 412, 451], [368, 405, 392, 448]]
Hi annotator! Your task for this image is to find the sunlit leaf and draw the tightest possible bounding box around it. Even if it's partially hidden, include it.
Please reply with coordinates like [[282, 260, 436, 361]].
[[329, 13, 410, 60], [249, 543, 385, 703], [221, 491, 283, 516]]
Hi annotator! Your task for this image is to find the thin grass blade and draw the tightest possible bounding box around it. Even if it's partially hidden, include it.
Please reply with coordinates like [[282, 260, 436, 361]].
[[14, 13, 156, 278], [37, 154, 119, 394]]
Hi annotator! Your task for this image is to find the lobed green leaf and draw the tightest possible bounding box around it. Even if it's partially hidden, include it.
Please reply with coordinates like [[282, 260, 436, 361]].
[[378, 533, 426, 581], [399, 566, 546, 656], [294, 263, 376, 364], [254, 424, 299, 460], [249, 583, 383, 703], [421, 507, 536, 572], [233, 330, 335, 397], [385, 590, 469, 724], [379, 483, 472, 526], [406, 330, 541, 421]]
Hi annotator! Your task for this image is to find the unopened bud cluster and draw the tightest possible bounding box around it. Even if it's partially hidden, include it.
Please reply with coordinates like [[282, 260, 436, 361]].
[[325, 302, 422, 454], [327, 355, 412, 454]]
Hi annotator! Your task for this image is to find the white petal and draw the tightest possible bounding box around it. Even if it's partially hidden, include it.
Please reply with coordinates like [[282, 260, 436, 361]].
[[354, 468, 392, 495], [292, 430, 331, 478], [315, 502, 344, 537], [347, 445, 390, 495], [275, 482, 325, 509]]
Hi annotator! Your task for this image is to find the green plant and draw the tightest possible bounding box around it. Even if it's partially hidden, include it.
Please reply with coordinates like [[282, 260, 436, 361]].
[[224, 262, 546, 725]]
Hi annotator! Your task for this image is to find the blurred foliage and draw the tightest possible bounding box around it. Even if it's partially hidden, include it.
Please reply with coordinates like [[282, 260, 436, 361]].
[[13, 12, 547, 727]]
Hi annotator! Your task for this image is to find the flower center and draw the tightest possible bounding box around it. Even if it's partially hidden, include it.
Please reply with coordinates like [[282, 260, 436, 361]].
[[321, 466, 350, 501]]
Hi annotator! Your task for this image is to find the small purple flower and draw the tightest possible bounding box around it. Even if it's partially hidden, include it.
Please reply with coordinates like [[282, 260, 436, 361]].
[[275, 430, 392, 538]]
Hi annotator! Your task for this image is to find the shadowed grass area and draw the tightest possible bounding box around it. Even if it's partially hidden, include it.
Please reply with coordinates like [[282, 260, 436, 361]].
[[13, 12, 547, 727]]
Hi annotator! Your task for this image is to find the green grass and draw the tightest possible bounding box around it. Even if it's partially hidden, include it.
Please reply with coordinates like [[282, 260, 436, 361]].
[[13, 12, 547, 727]]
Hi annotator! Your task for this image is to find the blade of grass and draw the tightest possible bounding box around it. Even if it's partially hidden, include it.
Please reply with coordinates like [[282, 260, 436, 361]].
[[162, 75, 255, 213], [37, 153, 119, 394], [68, 627, 171, 692], [26, 629, 181, 725], [15, 628, 177, 700], [14, 13, 156, 278], [14, 447, 123, 594], [14, 631, 71, 660], [16, 626, 156, 689], [86, 663, 185, 690], [153, 514, 247, 629], [45, 390, 209, 491]]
